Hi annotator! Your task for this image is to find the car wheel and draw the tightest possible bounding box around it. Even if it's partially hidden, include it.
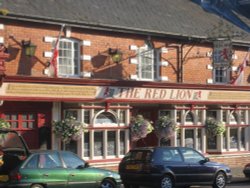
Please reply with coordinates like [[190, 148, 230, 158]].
[[30, 184, 44, 188], [213, 172, 226, 188], [100, 179, 115, 188], [160, 175, 174, 188]]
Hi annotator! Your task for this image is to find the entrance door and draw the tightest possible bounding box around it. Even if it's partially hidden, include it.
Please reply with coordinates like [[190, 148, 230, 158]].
[[0, 102, 52, 150], [131, 107, 158, 147]]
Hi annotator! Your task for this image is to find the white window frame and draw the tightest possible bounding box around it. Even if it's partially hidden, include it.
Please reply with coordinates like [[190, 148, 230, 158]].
[[213, 66, 230, 84], [58, 38, 80, 77], [136, 44, 159, 81]]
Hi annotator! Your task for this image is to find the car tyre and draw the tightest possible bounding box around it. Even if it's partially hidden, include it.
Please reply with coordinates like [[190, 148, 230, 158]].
[[213, 172, 226, 188], [160, 175, 174, 188], [100, 179, 116, 188], [30, 184, 44, 188]]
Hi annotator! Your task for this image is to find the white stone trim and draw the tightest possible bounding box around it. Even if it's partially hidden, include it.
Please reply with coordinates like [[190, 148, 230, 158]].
[[160, 61, 169, 67], [129, 45, 138, 51], [130, 58, 138, 64], [207, 79, 213, 84], [161, 47, 168, 53], [232, 54, 238, 60], [65, 26, 71, 38], [207, 65, 213, 70], [0, 37, 4, 43], [81, 71, 92, 77], [232, 66, 238, 71], [82, 40, 91, 46], [44, 36, 56, 43], [130, 75, 138, 80], [81, 55, 92, 61], [44, 51, 53, 58], [160, 76, 168, 81], [0, 24, 4, 30]]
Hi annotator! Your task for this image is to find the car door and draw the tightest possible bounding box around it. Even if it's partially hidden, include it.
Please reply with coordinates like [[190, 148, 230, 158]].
[[60, 151, 96, 188], [38, 152, 68, 188], [179, 148, 210, 183]]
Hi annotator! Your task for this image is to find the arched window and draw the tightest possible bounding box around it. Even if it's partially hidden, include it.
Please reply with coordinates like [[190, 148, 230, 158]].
[[185, 111, 194, 123], [94, 111, 117, 124]]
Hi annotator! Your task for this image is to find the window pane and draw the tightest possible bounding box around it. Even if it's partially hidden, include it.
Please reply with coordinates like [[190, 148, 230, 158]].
[[22, 122, 28, 128], [84, 132, 90, 157], [84, 110, 90, 124], [119, 110, 126, 124], [94, 131, 103, 156], [185, 129, 194, 148], [207, 135, 217, 149], [197, 129, 202, 151], [95, 112, 116, 124], [241, 128, 245, 149], [186, 112, 194, 123], [160, 110, 171, 118], [230, 128, 238, 149], [120, 131, 125, 155], [107, 131, 116, 156], [176, 111, 181, 123]]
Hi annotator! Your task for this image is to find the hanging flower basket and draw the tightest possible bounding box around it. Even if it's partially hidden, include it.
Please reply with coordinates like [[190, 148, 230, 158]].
[[205, 118, 225, 137], [130, 115, 154, 142], [154, 116, 177, 139], [52, 116, 86, 145], [0, 118, 10, 129]]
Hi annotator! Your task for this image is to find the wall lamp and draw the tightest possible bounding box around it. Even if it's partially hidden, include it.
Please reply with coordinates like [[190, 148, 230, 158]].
[[22, 40, 37, 57], [108, 48, 123, 63]]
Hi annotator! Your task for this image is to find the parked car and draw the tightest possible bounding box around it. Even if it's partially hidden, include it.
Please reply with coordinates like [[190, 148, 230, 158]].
[[243, 163, 250, 178], [0, 128, 30, 187], [8, 150, 122, 188], [119, 147, 232, 188]]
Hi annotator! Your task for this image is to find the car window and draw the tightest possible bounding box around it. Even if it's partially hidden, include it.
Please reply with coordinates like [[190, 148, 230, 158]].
[[180, 148, 204, 163], [154, 148, 182, 162], [60, 151, 85, 168], [24, 154, 39, 169], [39, 153, 62, 169], [123, 150, 152, 162]]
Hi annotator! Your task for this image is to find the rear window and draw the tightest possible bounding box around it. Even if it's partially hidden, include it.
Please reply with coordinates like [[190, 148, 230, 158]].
[[0, 131, 25, 149], [122, 150, 152, 162]]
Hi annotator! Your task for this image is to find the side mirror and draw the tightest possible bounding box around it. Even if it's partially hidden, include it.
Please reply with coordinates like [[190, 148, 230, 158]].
[[85, 162, 90, 168], [200, 157, 210, 164]]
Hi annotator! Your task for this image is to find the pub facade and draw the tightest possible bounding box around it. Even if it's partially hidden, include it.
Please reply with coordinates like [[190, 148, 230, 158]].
[[0, 0, 250, 169]]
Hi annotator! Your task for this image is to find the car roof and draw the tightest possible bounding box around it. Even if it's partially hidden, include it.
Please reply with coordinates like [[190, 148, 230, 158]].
[[129, 146, 190, 151]]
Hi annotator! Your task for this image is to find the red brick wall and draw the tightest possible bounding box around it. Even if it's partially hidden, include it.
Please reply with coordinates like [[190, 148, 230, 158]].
[[210, 154, 250, 168], [1, 19, 249, 84]]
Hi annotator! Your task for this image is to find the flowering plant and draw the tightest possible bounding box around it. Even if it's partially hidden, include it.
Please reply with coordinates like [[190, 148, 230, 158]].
[[0, 118, 10, 129], [205, 118, 225, 136], [130, 115, 154, 142], [155, 116, 177, 139], [52, 116, 86, 144]]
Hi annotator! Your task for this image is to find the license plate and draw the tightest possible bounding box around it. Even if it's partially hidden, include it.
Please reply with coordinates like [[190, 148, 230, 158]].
[[0, 175, 9, 182], [126, 164, 140, 170]]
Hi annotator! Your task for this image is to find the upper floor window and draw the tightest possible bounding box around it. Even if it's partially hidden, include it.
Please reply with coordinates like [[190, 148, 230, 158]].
[[136, 44, 159, 81], [58, 38, 80, 77], [214, 67, 229, 83]]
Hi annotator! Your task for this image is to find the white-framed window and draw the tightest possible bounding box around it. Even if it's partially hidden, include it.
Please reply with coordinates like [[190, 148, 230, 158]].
[[58, 38, 80, 77], [213, 67, 229, 83], [185, 111, 194, 125], [223, 127, 246, 151], [136, 44, 159, 81]]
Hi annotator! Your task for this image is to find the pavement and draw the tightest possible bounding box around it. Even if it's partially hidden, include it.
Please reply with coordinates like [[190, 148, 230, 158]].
[[231, 167, 249, 183]]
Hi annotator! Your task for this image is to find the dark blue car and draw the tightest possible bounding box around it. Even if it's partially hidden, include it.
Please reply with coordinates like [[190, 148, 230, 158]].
[[119, 147, 232, 188]]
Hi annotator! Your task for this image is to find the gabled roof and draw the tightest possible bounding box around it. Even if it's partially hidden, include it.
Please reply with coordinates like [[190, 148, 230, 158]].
[[0, 0, 249, 44]]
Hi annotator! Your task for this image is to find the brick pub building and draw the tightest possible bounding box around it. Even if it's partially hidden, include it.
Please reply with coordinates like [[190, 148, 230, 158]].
[[0, 0, 250, 169]]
